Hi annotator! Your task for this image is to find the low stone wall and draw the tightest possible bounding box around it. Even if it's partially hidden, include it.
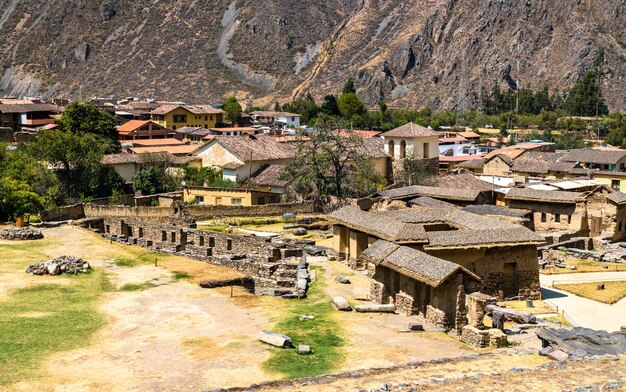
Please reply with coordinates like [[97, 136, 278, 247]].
[[395, 292, 414, 316], [460, 326, 508, 348], [538, 237, 593, 253], [425, 305, 448, 328], [41, 204, 86, 222], [186, 201, 315, 220], [0, 227, 44, 240]]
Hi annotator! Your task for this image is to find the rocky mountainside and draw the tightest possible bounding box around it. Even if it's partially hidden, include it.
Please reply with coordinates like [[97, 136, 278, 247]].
[[1, 0, 625, 111]]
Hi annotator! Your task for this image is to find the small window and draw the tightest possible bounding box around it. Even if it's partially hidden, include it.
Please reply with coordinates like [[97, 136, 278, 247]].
[[567, 215, 571, 224], [388, 140, 395, 158], [196, 196, 205, 204], [541, 213, 547, 223], [162, 231, 167, 241], [555, 214, 561, 223], [231, 198, 243, 205], [199, 236, 205, 246], [423, 142, 430, 158], [171, 232, 176, 243], [619, 222, 622, 232], [399, 140, 407, 159], [612, 179, 620, 190], [227, 239, 232, 250], [138, 228, 144, 238], [173, 115, 187, 123]]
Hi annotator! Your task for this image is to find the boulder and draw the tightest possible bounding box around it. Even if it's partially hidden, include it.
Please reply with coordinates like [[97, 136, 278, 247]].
[[303, 245, 326, 256], [283, 224, 300, 230], [354, 304, 396, 313], [335, 275, 351, 284], [259, 330, 292, 348], [409, 323, 424, 331], [297, 344, 311, 354], [26, 256, 92, 276], [292, 228, 308, 236], [568, 348, 588, 360], [331, 296, 352, 311], [47, 263, 60, 276], [547, 349, 569, 362], [536, 327, 626, 356], [282, 213, 295, 220], [538, 346, 554, 356]]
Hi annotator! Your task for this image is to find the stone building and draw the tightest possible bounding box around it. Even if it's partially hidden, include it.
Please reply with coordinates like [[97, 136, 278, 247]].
[[329, 205, 544, 305], [381, 122, 439, 180], [375, 184, 491, 206]]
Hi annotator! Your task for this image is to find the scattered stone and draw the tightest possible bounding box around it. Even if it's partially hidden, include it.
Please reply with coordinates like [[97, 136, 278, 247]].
[[299, 314, 315, 321], [297, 344, 311, 354], [331, 296, 352, 311], [547, 349, 570, 362], [292, 228, 307, 236], [621, 326, 626, 333], [26, 256, 91, 276], [0, 227, 44, 241], [335, 275, 351, 284], [354, 304, 396, 313], [568, 265, 578, 270], [568, 348, 588, 360], [281, 213, 295, 220], [303, 245, 326, 256], [538, 346, 554, 356], [259, 330, 292, 348], [409, 323, 424, 331], [505, 328, 522, 335], [283, 224, 300, 230]]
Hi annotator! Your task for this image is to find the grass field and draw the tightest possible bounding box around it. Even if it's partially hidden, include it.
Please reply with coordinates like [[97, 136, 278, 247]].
[[553, 281, 626, 304], [541, 258, 626, 275], [0, 269, 111, 385], [261, 266, 344, 379]]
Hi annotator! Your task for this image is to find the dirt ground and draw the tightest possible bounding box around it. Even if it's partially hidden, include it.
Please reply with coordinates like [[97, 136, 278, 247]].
[[2, 226, 545, 391]]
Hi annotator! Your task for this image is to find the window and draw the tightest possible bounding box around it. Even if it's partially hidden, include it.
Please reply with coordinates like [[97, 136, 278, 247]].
[[138, 228, 143, 238], [196, 196, 205, 204], [619, 222, 622, 232], [399, 140, 406, 159], [292, 117, 295, 121], [541, 213, 547, 223], [612, 179, 620, 190], [231, 198, 243, 205], [555, 214, 561, 223], [567, 215, 571, 224], [162, 231, 167, 241], [388, 140, 395, 157], [171, 232, 176, 243], [423, 142, 430, 158], [173, 114, 187, 123], [199, 236, 205, 246], [215, 197, 222, 205]]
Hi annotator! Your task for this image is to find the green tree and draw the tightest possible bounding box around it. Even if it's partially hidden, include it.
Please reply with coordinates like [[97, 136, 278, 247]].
[[342, 78, 356, 95], [273, 101, 281, 111], [320, 95, 340, 116], [0, 178, 45, 220], [57, 102, 118, 152], [565, 50, 608, 116], [223, 96, 243, 124], [337, 93, 366, 120], [282, 94, 319, 124], [281, 118, 383, 204], [555, 131, 586, 150]]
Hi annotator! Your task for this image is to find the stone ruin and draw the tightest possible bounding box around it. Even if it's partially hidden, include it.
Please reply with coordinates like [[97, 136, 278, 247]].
[[0, 227, 44, 241], [80, 215, 313, 297], [459, 293, 508, 348], [26, 256, 92, 276]]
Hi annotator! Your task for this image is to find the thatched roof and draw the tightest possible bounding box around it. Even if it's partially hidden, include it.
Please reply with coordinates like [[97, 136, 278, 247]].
[[505, 188, 582, 204], [379, 185, 481, 202], [362, 240, 481, 287]]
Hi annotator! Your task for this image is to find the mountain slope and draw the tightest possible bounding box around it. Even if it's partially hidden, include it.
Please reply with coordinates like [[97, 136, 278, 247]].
[[1, 0, 624, 111]]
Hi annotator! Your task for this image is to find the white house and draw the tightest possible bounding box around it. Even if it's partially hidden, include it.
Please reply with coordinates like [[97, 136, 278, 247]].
[[381, 122, 439, 160], [250, 111, 301, 128]]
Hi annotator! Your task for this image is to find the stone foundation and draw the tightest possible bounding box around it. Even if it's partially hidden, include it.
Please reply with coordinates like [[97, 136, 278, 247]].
[[395, 292, 414, 316], [0, 227, 43, 240], [460, 326, 508, 348]]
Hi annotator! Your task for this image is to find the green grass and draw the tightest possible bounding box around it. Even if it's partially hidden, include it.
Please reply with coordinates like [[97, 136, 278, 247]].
[[0, 269, 112, 385], [118, 282, 159, 292], [173, 271, 190, 281], [0, 240, 56, 273], [196, 224, 229, 232], [261, 267, 344, 379], [114, 254, 158, 268]]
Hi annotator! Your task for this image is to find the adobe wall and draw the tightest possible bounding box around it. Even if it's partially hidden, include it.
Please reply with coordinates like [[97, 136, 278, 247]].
[[427, 245, 540, 300], [506, 200, 586, 235], [391, 157, 439, 183], [96, 216, 311, 296], [186, 201, 315, 220], [41, 203, 86, 221]]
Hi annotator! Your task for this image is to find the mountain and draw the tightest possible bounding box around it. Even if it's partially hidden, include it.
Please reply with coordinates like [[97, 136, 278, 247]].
[[1, 0, 625, 111]]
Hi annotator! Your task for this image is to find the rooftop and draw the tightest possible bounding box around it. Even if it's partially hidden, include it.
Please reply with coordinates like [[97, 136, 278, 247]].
[[198, 135, 299, 162], [129, 144, 200, 155], [131, 138, 185, 147], [436, 173, 494, 192], [505, 187, 582, 204], [251, 165, 290, 187], [461, 204, 532, 218], [560, 149, 626, 165], [382, 122, 438, 138], [379, 185, 482, 202], [150, 104, 223, 115], [250, 111, 301, 118]]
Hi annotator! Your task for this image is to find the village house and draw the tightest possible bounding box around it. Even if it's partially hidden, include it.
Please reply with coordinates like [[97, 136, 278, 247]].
[[329, 204, 544, 328], [182, 186, 281, 206], [115, 100, 163, 121], [174, 126, 262, 143], [101, 152, 198, 183], [374, 184, 491, 206], [250, 165, 292, 194], [150, 104, 224, 130], [0, 100, 60, 131], [250, 111, 301, 128], [117, 120, 175, 141], [382, 122, 440, 179]]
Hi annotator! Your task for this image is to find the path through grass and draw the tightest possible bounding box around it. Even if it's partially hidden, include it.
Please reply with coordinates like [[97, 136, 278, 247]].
[[0, 269, 111, 385], [262, 267, 344, 379]]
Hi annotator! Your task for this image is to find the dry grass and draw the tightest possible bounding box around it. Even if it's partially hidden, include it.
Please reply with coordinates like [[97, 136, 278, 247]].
[[554, 281, 626, 304], [157, 256, 244, 284], [499, 300, 555, 315], [541, 258, 626, 275]]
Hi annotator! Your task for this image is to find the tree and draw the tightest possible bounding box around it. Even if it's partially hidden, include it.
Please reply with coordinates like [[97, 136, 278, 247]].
[[320, 95, 340, 116], [565, 50, 608, 116], [337, 93, 366, 120], [30, 130, 122, 199], [223, 96, 243, 124], [342, 78, 356, 95], [281, 118, 383, 205], [57, 102, 118, 152], [282, 94, 319, 124], [273, 101, 281, 111], [0, 179, 45, 220]]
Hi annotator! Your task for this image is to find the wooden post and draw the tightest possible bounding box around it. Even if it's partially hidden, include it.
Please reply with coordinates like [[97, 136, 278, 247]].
[[155, 258, 158, 267], [230, 285, 233, 298]]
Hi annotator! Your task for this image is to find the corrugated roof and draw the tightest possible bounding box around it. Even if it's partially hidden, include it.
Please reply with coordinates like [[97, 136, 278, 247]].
[[379, 185, 481, 202], [505, 187, 581, 204], [560, 149, 626, 165], [382, 122, 438, 138]]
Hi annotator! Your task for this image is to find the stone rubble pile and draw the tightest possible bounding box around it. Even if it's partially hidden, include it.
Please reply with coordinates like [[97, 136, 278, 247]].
[[0, 227, 44, 241], [26, 256, 92, 276]]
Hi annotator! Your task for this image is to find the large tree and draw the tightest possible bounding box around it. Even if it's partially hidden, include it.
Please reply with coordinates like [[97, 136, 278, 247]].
[[565, 50, 609, 117], [281, 118, 383, 205], [57, 102, 119, 151], [337, 92, 367, 120], [223, 96, 243, 124]]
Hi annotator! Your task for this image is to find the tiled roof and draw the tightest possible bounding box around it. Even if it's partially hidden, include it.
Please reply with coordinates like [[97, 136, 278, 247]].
[[0, 103, 59, 113], [408, 196, 456, 208], [505, 187, 582, 204], [382, 122, 438, 138], [150, 104, 223, 115], [251, 165, 290, 187], [462, 204, 532, 218], [483, 147, 527, 161], [458, 158, 486, 169], [436, 173, 494, 192], [560, 149, 626, 165], [201, 135, 299, 161], [424, 227, 544, 249], [101, 152, 194, 165], [129, 144, 201, 155], [175, 126, 212, 136], [379, 185, 481, 202], [511, 151, 572, 174], [362, 240, 480, 287]]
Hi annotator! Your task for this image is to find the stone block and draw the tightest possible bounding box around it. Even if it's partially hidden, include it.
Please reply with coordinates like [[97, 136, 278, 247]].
[[547, 349, 569, 362]]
